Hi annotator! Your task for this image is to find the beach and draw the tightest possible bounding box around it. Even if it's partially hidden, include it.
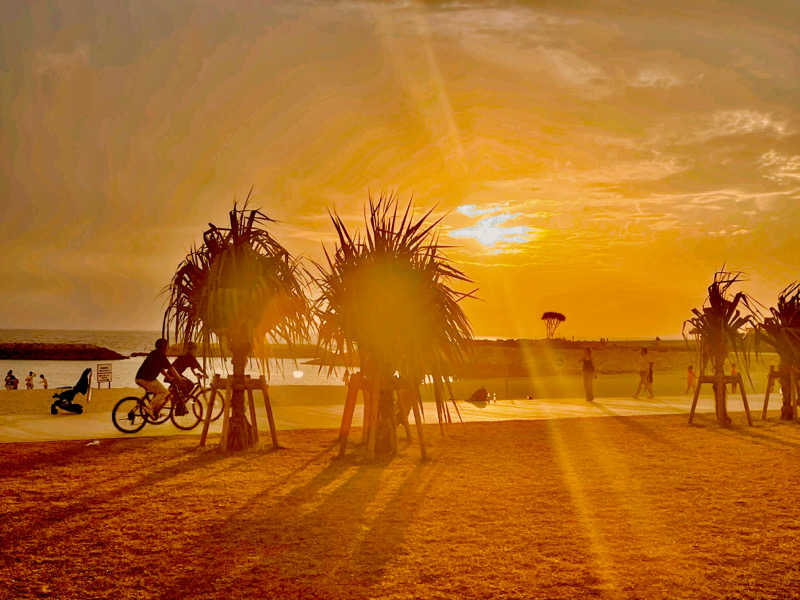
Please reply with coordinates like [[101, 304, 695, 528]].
[[3, 414, 799, 599]]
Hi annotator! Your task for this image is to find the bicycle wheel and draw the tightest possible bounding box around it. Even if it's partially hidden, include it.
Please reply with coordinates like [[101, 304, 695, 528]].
[[145, 397, 171, 425], [196, 387, 224, 422], [171, 396, 202, 430], [112, 397, 147, 434]]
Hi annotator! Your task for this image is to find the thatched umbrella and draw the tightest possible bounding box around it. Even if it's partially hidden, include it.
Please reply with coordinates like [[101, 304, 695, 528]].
[[683, 270, 756, 425], [163, 201, 308, 450], [756, 283, 800, 420], [313, 194, 475, 455], [541, 312, 566, 339]]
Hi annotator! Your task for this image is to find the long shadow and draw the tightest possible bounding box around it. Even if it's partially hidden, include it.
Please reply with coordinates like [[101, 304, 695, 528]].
[[0, 443, 230, 544], [698, 418, 800, 451], [153, 451, 386, 599], [348, 462, 439, 591], [0, 437, 150, 476], [591, 402, 679, 449]]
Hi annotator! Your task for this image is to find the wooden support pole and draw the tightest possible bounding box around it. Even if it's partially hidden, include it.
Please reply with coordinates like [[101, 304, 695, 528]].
[[411, 387, 427, 460], [366, 382, 379, 461], [199, 375, 219, 447], [738, 374, 752, 426], [762, 366, 774, 420], [220, 379, 233, 448], [792, 371, 799, 423], [688, 380, 702, 424], [338, 378, 359, 457], [246, 383, 259, 445], [260, 377, 279, 449]]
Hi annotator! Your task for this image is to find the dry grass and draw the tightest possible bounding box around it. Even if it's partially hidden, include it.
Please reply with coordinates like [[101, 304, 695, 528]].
[[2, 416, 800, 599]]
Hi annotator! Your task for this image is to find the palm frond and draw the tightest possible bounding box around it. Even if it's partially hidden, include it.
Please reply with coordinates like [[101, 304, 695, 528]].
[[312, 193, 474, 381], [162, 202, 309, 374]]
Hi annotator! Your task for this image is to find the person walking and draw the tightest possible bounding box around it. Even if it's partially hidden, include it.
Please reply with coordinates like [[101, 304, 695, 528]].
[[581, 348, 596, 402], [39, 374, 48, 389], [633, 347, 654, 399], [25, 371, 35, 390]]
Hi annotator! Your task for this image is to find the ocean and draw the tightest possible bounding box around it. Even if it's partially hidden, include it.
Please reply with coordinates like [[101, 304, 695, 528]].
[[0, 329, 344, 389]]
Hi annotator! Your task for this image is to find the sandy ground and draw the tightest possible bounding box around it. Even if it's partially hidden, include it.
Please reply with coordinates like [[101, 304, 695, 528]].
[[2, 414, 800, 599], [0, 387, 764, 443]]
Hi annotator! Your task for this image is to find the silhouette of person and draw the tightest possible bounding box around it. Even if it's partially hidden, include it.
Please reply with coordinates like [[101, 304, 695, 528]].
[[633, 348, 653, 399], [685, 365, 697, 395], [581, 348, 595, 402]]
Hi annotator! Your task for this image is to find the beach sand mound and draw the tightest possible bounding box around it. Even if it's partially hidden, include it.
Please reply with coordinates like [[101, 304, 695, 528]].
[[2, 415, 799, 599]]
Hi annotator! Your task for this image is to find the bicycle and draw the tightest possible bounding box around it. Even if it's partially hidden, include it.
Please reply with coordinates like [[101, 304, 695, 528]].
[[179, 374, 224, 424], [111, 383, 204, 434]]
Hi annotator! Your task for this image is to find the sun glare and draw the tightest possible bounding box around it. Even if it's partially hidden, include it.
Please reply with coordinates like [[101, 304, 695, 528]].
[[450, 212, 537, 249]]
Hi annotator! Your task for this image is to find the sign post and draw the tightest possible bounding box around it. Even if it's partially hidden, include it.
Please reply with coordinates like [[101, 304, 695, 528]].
[[96, 363, 112, 389]]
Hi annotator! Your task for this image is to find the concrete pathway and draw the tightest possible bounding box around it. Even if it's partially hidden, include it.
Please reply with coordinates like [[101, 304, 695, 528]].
[[0, 393, 757, 444]]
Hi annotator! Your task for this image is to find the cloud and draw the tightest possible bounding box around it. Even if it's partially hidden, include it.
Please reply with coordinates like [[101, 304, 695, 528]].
[[457, 204, 497, 218], [759, 150, 800, 183], [630, 68, 681, 89]]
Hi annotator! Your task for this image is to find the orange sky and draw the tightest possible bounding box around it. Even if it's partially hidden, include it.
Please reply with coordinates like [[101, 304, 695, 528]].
[[1, 1, 799, 338]]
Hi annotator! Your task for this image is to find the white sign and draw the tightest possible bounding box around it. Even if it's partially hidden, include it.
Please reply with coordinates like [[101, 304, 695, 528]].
[[97, 363, 112, 386]]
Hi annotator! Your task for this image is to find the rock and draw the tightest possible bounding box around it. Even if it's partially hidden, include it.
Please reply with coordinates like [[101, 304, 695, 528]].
[[0, 343, 127, 361]]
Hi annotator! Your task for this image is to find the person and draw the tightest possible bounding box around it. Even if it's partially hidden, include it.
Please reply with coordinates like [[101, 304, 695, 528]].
[[730, 364, 738, 393], [39, 374, 48, 389], [135, 338, 182, 418], [168, 342, 205, 397], [581, 348, 596, 402], [5, 370, 19, 390], [685, 365, 697, 395], [633, 347, 654, 399], [25, 371, 35, 390]]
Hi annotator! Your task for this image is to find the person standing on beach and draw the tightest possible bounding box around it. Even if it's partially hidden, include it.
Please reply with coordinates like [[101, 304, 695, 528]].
[[581, 348, 596, 401], [685, 365, 697, 395], [24, 371, 35, 390], [39, 374, 48, 389], [633, 348, 653, 399], [5, 370, 18, 390], [730, 364, 738, 393], [135, 338, 182, 418]]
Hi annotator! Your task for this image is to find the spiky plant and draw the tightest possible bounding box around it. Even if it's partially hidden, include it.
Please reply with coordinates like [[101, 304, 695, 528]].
[[163, 201, 308, 450], [683, 270, 757, 425], [314, 194, 474, 453], [756, 283, 800, 420]]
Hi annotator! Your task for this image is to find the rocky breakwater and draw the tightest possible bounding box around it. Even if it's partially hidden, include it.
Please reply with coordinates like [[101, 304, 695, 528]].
[[0, 343, 127, 360]]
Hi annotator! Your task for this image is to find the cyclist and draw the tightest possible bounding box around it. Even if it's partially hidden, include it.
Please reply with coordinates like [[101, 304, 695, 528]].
[[135, 338, 184, 418], [166, 342, 206, 412]]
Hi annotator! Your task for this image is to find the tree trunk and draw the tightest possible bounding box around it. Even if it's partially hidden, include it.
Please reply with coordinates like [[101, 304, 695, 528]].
[[225, 343, 255, 451], [713, 359, 730, 426]]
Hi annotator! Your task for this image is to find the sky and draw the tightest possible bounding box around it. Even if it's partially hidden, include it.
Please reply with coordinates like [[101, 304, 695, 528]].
[[1, 0, 799, 339]]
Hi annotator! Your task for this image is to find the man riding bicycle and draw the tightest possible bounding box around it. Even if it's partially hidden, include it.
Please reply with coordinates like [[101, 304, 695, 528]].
[[166, 342, 206, 408], [135, 338, 186, 418]]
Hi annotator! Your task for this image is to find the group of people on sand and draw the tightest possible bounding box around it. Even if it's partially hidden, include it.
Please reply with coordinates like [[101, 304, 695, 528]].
[[581, 346, 656, 402], [4, 370, 47, 390], [581, 347, 743, 403]]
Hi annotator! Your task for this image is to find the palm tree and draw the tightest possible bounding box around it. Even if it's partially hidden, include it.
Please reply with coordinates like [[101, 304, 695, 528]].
[[314, 194, 475, 455], [756, 283, 800, 420], [683, 270, 756, 425], [163, 200, 308, 450]]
